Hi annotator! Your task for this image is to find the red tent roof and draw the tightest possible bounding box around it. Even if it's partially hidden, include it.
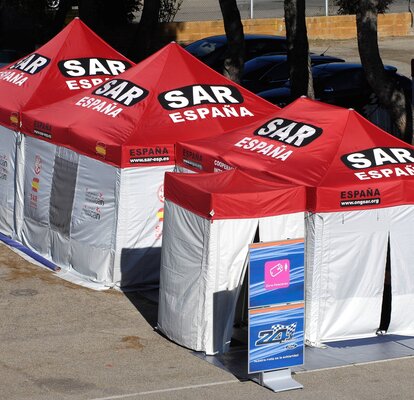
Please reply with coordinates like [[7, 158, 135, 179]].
[[176, 97, 414, 212], [0, 18, 133, 129], [21, 43, 279, 167], [165, 169, 306, 220]]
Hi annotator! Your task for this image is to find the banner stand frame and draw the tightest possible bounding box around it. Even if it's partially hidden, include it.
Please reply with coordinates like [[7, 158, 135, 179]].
[[254, 368, 303, 392]]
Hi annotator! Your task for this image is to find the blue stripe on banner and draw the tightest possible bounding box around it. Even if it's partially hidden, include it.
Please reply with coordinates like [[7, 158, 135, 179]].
[[0, 232, 59, 272]]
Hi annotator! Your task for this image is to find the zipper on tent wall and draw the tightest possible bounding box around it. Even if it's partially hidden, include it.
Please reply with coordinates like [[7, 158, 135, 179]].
[[377, 234, 391, 334]]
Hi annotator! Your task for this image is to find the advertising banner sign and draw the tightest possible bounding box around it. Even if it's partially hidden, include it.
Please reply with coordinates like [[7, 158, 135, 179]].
[[248, 239, 305, 374]]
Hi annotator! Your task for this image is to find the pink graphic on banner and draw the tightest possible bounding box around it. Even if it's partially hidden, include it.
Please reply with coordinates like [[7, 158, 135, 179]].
[[264, 259, 290, 290]]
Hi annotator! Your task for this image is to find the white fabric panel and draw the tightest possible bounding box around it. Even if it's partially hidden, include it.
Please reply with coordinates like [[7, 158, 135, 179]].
[[207, 217, 258, 354], [306, 210, 389, 345], [0, 126, 17, 236], [14, 133, 25, 241], [258, 212, 304, 242], [114, 165, 173, 288], [21, 137, 56, 256], [388, 205, 414, 335], [70, 155, 120, 284], [158, 200, 258, 355], [49, 146, 79, 267], [158, 200, 210, 351]]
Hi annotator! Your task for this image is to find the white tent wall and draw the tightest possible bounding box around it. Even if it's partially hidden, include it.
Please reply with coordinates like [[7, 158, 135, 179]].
[[114, 165, 173, 288], [305, 206, 414, 346], [16, 136, 175, 288], [20, 136, 120, 286], [158, 199, 257, 355], [21, 137, 56, 256], [258, 212, 304, 242], [70, 154, 119, 284], [388, 206, 414, 336], [158, 199, 305, 355], [0, 126, 19, 237]]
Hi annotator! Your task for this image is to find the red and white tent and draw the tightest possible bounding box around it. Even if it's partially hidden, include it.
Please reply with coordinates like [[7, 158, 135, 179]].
[[177, 97, 414, 212], [16, 42, 279, 289], [0, 17, 133, 129], [22, 42, 278, 167], [0, 18, 133, 243], [158, 169, 305, 354], [175, 97, 414, 345]]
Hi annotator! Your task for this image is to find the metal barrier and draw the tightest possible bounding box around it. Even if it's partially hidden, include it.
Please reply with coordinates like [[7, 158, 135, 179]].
[[173, 0, 410, 22]]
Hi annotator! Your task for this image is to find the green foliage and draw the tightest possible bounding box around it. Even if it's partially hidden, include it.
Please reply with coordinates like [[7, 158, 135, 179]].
[[335, 0, 394, 14]]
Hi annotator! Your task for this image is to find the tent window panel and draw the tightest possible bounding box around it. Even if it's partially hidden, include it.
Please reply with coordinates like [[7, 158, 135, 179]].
[[49, 156, 78, 236]]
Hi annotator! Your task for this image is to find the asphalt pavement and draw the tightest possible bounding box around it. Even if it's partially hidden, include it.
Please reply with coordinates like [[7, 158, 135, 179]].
[[1, 35, 414, 400]]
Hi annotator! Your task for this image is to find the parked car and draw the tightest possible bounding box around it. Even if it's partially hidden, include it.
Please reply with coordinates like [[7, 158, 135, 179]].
[[257, 62, 412, 136], [184, 34, 287, 72], [258, 62, 411, 108], [241, 53, 345, 93]]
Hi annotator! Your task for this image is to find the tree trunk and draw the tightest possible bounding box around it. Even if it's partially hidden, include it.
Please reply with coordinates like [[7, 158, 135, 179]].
[[356, 0, 413, 142], [130, 0, 161, 62], [49, 0, 74, 38], [219, 0, 244, 83], [284, 0, 314, 100]]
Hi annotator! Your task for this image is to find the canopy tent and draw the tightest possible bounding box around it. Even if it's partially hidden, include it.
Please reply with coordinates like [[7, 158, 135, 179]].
[[158, 169, 306, 354], [175, 97, 414, 345], [0, 18, 133, 240], [0, 17, 133, 129], [17, 42, 279, 289]]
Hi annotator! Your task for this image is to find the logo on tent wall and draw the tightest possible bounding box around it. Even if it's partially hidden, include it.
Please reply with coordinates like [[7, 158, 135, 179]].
[[214, 159, 233, 173], [95, 142, 107, 158], [254, 118, 323, 147], [85, 188, 105, 207], [34, 155, 42, 175], [155, 208, 164, 240], [158, 85, 254, 123], [31, 177, 39, 192], [182, 149, 203, 170], [158, 185, 164, 203], [33, 121, 52, 140], [341, 147, 414, 180], [9, 113, 20, 128], [129, 147, 170, 164], [0, 53, 51, 87], [255, 322, 297, 347], [58, 58, 132, 90], [340, 188, 381, 207]]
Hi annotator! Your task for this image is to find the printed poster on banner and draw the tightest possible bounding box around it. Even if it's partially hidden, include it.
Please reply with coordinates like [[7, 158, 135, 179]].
[[248, 238, 305, 374], [248, 303, 304, 373], [249, 239, 304, 308]]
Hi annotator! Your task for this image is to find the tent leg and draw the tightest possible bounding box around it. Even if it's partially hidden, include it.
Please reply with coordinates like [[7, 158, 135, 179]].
[[256, 368, 303, 392]]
